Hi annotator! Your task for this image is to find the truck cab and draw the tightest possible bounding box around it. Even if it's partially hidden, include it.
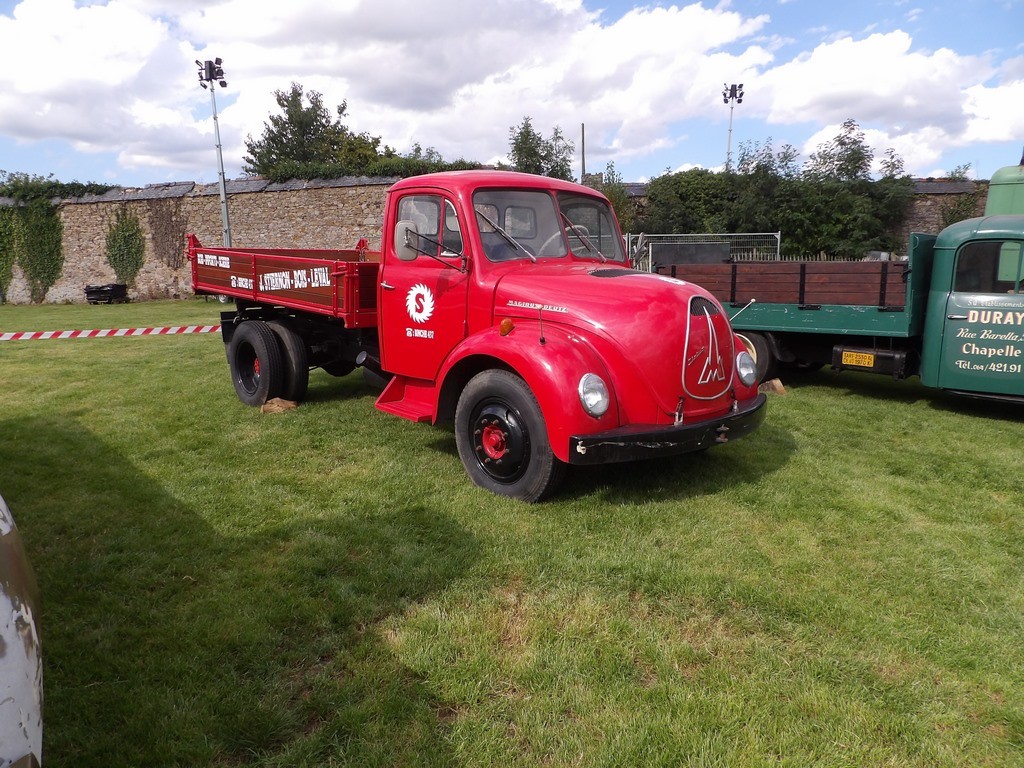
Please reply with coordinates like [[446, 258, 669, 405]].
[[920, 216, 1024, 399]]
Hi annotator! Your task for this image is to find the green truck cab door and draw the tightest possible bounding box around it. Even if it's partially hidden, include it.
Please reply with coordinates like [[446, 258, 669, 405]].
[[937, 236, 1024, 397]]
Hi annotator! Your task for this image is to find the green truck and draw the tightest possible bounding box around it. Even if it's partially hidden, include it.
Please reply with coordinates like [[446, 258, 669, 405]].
[[656, 156, 1024, 402]]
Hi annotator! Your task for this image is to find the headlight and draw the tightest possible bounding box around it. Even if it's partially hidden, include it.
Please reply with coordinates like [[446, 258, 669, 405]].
[[578, 373, 610, 417], [736, 351, 757, 387]]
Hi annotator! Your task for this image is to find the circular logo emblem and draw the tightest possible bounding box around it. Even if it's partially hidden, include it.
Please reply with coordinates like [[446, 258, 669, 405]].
[[406, 283, 435, 324]]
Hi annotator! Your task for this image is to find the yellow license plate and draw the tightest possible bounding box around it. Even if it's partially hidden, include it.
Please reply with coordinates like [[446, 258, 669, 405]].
[[842, 351, 875, 368]]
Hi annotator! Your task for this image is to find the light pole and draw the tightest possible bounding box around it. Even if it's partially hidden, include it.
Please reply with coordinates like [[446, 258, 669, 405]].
[[196, 57, 232, 246], [722, 82, 744, 172]]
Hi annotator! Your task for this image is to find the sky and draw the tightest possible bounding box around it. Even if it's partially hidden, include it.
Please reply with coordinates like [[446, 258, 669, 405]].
[[0, 0, 1022, 189]]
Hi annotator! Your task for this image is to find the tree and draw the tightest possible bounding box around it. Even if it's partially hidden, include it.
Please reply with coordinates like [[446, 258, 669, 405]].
[[803, 119, 876, 182], [879, 148, 905, 179], [598, 162, 636, 232], [507, 117, 575, 181], [731, 138, 801, 235], [637, 120, 914, 259], [243, 83, 481, 181], [243, 83, 392, 179], [797, 120, 913, 257], [640, 169, 733, 234]]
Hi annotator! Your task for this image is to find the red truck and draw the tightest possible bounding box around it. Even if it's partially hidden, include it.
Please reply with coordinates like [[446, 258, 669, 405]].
[[189, 170, 765, 501]]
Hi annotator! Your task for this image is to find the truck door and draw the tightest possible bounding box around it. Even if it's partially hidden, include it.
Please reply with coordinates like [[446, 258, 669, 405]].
[[938, 238, 1024, 396], [378, 193, 469, 380]]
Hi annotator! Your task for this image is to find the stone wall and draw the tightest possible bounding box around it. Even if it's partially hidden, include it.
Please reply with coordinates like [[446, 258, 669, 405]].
[[0, 175, 991, 303], [895, 179, 988, 252], [2, 176, 394, 304]]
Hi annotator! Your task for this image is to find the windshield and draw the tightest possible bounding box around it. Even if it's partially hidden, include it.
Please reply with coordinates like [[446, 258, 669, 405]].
[[557, 193, 626, 262], [471, 188, 626, 263], [474, 189, 564, 262]]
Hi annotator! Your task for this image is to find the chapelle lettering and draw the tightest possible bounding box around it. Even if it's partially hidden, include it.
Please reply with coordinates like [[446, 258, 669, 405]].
[[960, 343, 1022, 358]]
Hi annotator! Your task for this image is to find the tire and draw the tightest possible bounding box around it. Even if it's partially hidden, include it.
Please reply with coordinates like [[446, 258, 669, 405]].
[[455, 370, 566, 502], [737, 331, 776, 382], [268, 320, 310, 402], [226, 320, 284, 406]]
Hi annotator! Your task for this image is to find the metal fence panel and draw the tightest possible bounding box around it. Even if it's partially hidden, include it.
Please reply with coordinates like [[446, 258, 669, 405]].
[[626, 233, 781, 271]]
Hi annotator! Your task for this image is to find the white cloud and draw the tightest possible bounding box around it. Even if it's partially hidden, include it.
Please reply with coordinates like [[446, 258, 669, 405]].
[[0, 0, 1020, 184]]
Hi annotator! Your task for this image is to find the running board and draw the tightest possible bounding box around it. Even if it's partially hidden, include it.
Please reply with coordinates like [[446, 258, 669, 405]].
[[374, 375, 436, 423]]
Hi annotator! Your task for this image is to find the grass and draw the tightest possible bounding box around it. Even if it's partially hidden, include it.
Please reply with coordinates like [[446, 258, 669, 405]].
[[1, 299, 1023, 767]]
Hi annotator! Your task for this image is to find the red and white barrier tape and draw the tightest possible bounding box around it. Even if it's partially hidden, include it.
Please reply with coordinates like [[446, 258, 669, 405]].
[[0, 325, 221, 341]]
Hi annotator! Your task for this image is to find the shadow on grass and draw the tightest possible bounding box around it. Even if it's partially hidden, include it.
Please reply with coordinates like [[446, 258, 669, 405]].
[[420, 418, 795, 505], [302, 368, 403, 408], [777, 367, 1024, 420], [561, 420, 795, 504], [0, 416, 477, 768], [774, 367, 930, 405], [300, 366, 795, 503]]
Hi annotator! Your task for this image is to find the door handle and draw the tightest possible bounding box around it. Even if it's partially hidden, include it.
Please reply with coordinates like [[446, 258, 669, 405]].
[[946, 314, 968, 320], [380, 282, 396, 291]]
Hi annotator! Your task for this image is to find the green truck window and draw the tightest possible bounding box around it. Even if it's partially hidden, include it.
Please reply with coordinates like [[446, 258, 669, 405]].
[[997, 242, 1022, 286], [954, 241, 1022, 294]]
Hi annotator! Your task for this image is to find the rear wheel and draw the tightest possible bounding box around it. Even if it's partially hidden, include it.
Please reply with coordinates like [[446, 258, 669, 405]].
[[268, 320, 309, 402], [227, 321, 283, 406], [737, 331, 776, 382], [455, 370, 565, 502]]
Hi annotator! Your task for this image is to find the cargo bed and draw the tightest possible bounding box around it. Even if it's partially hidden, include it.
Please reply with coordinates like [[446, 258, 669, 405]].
[[655, 234, 938, 339], [188, 234, 380, 328]]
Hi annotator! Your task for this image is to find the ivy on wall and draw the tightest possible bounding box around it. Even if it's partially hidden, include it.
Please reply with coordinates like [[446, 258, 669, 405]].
[[0, 207, 16, 303], [146, 198, 188, 270], [105, 205, 145, 286], [19, 199, 64, 303], [0, 171, 114, 303]]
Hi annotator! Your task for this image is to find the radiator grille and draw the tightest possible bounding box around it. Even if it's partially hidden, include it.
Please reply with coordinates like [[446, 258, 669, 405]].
[[689, 296, 719, 316]]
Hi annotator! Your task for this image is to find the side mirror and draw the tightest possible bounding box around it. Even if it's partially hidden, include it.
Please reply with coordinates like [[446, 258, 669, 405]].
[[394, 220, 419, 262]]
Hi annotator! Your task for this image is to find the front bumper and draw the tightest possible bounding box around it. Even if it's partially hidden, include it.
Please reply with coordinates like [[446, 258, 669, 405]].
[[568, 393, 767, 465]]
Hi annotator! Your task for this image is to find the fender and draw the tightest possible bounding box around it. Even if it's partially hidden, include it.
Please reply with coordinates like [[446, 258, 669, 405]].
[[437, 321, 621, 463]]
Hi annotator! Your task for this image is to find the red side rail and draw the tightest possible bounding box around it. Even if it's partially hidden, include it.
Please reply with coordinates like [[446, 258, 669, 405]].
[[187, 234, 380, 328]]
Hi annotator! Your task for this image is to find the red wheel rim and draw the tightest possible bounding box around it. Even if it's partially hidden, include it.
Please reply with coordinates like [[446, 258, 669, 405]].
[[481, 424, 507, 460]]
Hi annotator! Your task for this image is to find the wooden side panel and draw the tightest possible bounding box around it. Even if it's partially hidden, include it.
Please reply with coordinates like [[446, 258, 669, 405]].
[[657, 260, 908, 308], [189, 236, 380, 326]]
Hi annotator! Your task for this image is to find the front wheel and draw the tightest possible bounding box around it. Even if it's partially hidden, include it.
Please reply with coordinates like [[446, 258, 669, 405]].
[[455, 370, 565, 502], [226, 320, 283, 406]]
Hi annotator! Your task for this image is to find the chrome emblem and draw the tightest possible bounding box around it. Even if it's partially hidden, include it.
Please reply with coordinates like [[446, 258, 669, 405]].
[[697, 307, 726, 385], [682, 297, 731, 400]]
